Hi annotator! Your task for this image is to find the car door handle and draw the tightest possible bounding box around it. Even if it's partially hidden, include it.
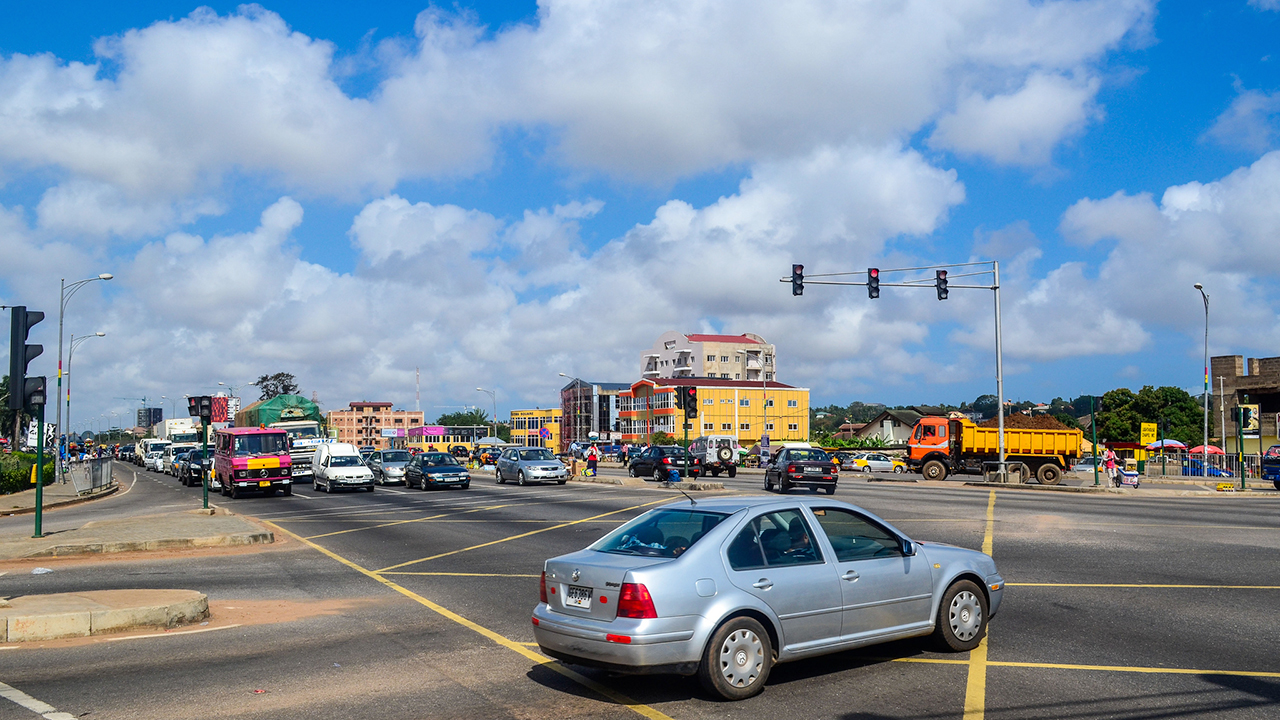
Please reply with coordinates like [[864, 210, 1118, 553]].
[[842, 570, 860, 582], [752, 579, 773, 590]]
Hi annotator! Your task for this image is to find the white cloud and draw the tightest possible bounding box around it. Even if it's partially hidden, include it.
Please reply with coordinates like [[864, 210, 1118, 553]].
[[36, 181, 222, 239], [929, 74, 1102, 165], [1205, 84, 1280, 153]]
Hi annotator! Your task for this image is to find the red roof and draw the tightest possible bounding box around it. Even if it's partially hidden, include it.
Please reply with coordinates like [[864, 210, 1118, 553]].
[[684, 333, 762, 344], [630, 378, 796, 391]]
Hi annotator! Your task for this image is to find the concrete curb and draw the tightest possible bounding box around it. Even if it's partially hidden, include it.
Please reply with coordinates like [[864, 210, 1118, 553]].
[[21, 530, 274, 559], [658, 480, 725, 491], [568, 475, 634, 486], [963, 482, 1118, 493], [868, 476, 919, 483], [1, 590, 209, 642], [4, 483, 119, 516]]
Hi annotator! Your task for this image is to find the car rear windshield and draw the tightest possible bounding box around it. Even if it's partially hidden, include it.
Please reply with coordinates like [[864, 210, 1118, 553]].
[[519, 448, 556, 461], [593, 509, 728, 558], [787, 449, 830, 462], [381, 451, 410, 463], [657, 447, 688, 457]]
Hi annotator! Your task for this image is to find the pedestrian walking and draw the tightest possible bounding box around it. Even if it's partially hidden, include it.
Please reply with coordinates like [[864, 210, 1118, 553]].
[[1103, 447, 1119, 486], [586, 443, 600, 476]]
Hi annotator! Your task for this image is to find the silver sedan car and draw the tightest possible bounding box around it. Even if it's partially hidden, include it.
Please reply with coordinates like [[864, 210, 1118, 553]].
[[496, 446, 569, 485], [532, 495, 1002, 700]]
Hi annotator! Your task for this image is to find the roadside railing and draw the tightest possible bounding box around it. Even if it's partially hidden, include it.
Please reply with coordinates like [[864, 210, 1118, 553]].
[[67, 457, 115, 495], [1142, 453, 1266, 480]]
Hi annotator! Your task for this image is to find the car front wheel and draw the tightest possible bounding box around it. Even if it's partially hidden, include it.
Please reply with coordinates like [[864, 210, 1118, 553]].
[[933, 579, 988, 652], [698, 616, 772, 701]]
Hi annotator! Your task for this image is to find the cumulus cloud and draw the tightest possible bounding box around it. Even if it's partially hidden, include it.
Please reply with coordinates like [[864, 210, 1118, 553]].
[[1205, 83, 1280, 153]]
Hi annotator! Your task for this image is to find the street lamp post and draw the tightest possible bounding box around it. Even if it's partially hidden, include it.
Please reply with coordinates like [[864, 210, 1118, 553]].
[[64, 332, 105, 479], [1195, 283, 1210, 478], [476, 388, 497, 438], [55, 273, 113, 484]]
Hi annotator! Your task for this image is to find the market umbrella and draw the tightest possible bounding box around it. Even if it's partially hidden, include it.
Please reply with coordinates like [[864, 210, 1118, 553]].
[[1189, 445, 1224, 455], [1147, 439, 1187, 450]]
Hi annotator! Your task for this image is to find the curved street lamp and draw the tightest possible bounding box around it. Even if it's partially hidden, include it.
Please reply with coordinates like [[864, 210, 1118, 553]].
[[55, 273, 112, 483], [476, 387, 497, 438], [1195, 283, 1209, 474], [65, 331, 105, 467]]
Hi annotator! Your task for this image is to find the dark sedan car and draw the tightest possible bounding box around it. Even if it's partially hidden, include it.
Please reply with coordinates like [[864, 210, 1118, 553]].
[[627, 445, 701, 480], [181, 448, 215, 487], [765, 447, 838, 494], [405, 452, 472, 490]]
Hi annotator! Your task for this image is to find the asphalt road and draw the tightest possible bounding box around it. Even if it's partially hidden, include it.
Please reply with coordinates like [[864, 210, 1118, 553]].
[[3, 464, 1279, 719]]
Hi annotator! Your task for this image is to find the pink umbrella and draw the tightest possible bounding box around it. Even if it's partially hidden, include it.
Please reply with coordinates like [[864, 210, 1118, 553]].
[[1189, 445, 1225, 455]]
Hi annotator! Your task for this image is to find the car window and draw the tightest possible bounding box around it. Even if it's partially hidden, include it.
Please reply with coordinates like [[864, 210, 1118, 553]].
[[330, 455, 362, 467], [785, 449, 829, 462], [811, 508, 903, 562], [726, 509, 823, 570], [593, 509, 728, 558], [519, 448, 556, 462]]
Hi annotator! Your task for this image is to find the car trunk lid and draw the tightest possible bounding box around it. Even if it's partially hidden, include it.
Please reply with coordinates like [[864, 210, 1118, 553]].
[[545, 550, 668, 621]]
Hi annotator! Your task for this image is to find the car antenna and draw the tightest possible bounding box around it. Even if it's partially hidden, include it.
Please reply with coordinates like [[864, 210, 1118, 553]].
[[678, 487, 697, 506]]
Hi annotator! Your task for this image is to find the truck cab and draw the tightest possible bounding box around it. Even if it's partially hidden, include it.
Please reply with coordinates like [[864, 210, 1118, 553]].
[[907, 417, 952, 478], [269, 420, 329, 484]]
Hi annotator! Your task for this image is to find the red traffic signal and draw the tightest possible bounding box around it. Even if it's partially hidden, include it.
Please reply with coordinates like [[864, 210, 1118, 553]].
[[867, 268, 880, 299]]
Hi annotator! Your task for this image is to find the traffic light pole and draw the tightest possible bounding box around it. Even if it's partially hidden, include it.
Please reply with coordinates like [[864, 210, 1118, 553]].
[[201, 416, 210, 510], [33, 403, 45, 538]]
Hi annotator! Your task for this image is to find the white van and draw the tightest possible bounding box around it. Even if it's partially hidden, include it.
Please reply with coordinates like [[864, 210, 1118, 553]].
[[161, 444, 197, 476], [312, 442, 375, 493]]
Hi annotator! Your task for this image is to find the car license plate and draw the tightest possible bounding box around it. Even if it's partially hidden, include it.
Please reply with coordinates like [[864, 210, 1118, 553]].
[[258, 481, 271, 487], [565, 585, 592, 609], [804, 467, 821, 473]]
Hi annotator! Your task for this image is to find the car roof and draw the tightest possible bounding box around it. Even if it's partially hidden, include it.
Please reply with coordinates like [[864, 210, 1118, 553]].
[[652, 494, 862, 516]]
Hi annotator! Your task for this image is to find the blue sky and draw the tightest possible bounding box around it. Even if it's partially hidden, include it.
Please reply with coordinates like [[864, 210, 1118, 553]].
[[4, 1, 1280, 427]]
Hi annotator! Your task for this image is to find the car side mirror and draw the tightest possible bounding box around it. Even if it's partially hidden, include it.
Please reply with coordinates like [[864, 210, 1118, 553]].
[[901, 539, 917, 556]]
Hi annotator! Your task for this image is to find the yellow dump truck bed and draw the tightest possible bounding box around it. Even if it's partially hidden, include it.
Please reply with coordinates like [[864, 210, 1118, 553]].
[[958, 422, 1082, 459]]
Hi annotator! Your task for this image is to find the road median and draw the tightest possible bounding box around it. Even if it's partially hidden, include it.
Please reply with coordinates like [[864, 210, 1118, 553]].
[[0, 508, 273, 561], [1, 589, 209, 642]]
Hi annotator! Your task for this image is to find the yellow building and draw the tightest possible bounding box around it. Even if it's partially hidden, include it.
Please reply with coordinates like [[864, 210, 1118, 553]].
[[619, 379, 809, 446], [510, 408, 562, 449]]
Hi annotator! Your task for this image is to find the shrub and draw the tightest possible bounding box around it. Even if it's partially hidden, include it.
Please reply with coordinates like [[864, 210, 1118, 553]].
[[0, 452, 55, 495]]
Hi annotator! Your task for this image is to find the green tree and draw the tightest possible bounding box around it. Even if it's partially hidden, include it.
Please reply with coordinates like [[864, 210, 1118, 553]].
[[649, 431, 676, 445], [971, 394, 998, 420], [0, 375, 32, 450], [256, 372, 300, 400], [436, 409, 490, 427], [1093, 386, 1210, 446]]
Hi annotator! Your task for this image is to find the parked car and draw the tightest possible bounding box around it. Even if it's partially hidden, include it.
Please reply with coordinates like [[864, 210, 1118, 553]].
[[688, 435, 739, 478], [532, 495, 1003, 700], [764, 447, 838, 494], [1070, 455, 1099, 473], [144, 451, 165, 472], [851, 452, 907, 474], [368, 449, 412, 485], [1182, 458, 1234, 478], [172, 451, 193, 480], [404, 451, 472, 490], [496, 446, 569, 485], [313, 443, 376, 493], [627, 445, 702, 480]]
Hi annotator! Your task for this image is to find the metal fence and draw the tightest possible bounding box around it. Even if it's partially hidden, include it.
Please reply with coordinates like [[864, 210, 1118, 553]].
[[67, 457, 115, 495], [1142, 453, 1268, 481]]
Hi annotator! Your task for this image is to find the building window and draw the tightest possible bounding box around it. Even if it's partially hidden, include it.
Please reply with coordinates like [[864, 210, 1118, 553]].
[[720, 373, 730, 379], [766, 422, 775, 431], [765, 372, 772, 380], [734, 373, 741, 380], [739, 423, 751, 430], [684, 422, 693, 430], [788, 423, 799, 431], [765, 355, 773, 365], [740, 399, 750, 407], [703, 423, 714, 430], [720, 356, 729, 363], [706, 354, 715, 362], [787, 399, 798, 407], [721, 423, 732, 430], [734, 355, 741, 362], [765, 399, 774, 407]]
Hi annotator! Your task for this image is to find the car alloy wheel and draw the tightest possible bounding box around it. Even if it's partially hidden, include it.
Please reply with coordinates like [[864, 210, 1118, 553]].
[[698, 616, 772, 700], [934, 579, 987, 652], [518, 470, 527, 486], [894, 466, 904, 474]]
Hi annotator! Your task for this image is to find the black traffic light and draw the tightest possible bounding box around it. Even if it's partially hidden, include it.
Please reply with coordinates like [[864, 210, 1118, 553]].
[[684, 387, 698, 418], [22, 376, 46, 407], [791, 264, 804, 296], [674, 389, 685, 411], [868, 268, 880, 299], [936, 270, 949, 300], [1242, 407, 1253, 428], [9, 306, 45, 410], [188, 395, 213, 421]]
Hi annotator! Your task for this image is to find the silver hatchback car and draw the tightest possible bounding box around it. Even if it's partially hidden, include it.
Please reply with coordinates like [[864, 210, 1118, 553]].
[[532, 495, 1003, 700]]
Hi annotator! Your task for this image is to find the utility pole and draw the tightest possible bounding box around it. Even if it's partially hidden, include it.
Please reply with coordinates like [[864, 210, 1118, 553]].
[[1218, 376, 1226, 455], [415, 367, 420, 413]]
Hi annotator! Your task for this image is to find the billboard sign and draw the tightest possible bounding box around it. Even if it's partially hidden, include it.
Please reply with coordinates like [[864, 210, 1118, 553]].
[[1139, 422, 1157, 445], [381, 428, 407, 438], [1242, 404, 1260, 437]]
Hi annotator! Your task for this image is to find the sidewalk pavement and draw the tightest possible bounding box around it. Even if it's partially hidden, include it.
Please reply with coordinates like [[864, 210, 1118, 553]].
[[2, 478, 117, 515], [0, 508, 273, 561], [1, 589, 209, 642]]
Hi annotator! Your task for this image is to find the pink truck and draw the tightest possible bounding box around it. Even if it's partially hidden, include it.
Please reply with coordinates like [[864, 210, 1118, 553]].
[[213, 426, 293, 498]]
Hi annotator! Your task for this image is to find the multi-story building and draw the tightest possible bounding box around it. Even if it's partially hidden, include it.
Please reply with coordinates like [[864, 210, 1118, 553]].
[[640, 331, 777, 382], [326, 401, 425, 449], [560, 379, 631, 450], [1210, 354, 1280, 453], [510, 408, 561, 449], [618, 378, 809, 447]]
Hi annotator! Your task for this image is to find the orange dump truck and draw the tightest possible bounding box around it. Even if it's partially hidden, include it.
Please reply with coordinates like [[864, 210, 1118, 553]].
[[906, 416, 1083, 485]]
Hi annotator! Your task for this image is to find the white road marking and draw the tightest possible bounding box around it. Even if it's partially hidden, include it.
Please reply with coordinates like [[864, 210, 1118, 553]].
[[0, 680, 76, 719], [102, 623, 242, 642], [378, 488, 407, 495]]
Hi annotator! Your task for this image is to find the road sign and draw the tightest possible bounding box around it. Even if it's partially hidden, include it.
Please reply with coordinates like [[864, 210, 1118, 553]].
[[1241, 404, 1259, 437], [539, 427, 551, 439], [1140, 422, 1157, 445]]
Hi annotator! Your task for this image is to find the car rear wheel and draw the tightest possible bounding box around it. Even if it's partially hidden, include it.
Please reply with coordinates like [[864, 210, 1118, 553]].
[[727, 466, 736, 478], [893, 466, 904, 474], [779, 478, 791, 494], [825, 486, 836, 495], [698, 616, 772, 701], [1036, 463, 1062, 485], [933, 579, 988, 652], [627, 465, 637, 477]]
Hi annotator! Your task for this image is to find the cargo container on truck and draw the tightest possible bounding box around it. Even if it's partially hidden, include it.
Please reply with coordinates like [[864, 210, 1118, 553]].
[[269, 419, 330, 484], [906, 416, 1082, 485]]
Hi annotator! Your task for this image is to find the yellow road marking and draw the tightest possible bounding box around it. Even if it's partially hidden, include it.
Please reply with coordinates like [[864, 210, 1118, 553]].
[[963, 489, 996, 720], [1008, 583, 1280, 589], [375, 498, 674, 573], [380, 572, 541, 578], [304, 505, 509, 539], [984, 660, 1280, 678], [261, 519, 676, 720]]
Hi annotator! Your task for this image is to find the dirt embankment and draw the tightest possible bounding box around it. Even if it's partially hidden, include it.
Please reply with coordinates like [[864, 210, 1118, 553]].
[[979, 414, 1071, 430]]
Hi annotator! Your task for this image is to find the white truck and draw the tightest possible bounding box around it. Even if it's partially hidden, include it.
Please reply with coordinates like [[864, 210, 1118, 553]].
[[156, 418, 201, 444], [269, 420, 331, 484]]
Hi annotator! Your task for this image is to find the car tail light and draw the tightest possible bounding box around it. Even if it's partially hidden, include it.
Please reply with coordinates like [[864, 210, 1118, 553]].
[[617, 583, 657, 619], [662, 457, 671, 464], [788, 464, 797, 473], [539, 572, 548, 603], [606, 634, 632, 644]]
